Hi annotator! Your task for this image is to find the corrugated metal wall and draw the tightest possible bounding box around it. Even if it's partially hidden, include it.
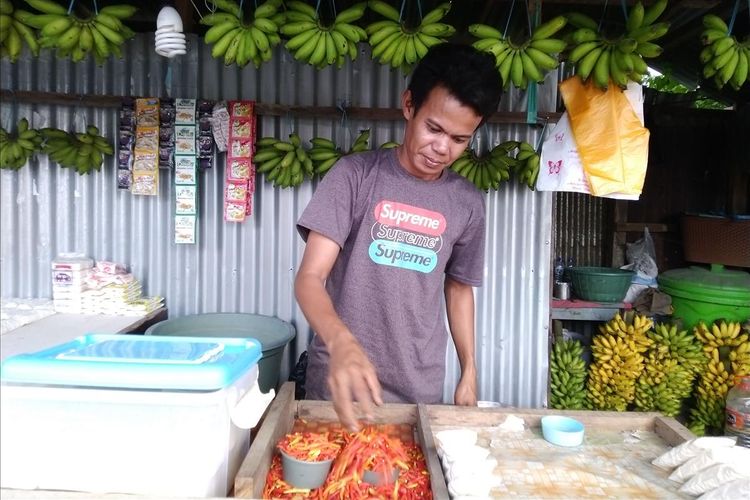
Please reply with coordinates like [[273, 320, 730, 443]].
[[0, 34, 553, 408], [553, 192, 608, 268]]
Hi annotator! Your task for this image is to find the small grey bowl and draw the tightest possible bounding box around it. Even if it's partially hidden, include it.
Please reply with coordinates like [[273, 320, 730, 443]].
[[279, 450, 334, 489]]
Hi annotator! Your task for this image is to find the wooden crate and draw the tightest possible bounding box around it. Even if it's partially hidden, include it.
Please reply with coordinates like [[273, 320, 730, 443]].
[[235, 383, 695, 498], [234, 382, 448, 498]]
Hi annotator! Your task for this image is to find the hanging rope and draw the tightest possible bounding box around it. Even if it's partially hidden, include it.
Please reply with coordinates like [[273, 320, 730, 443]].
[[619, 0, 628, 22], [398, 0, 407, 23], [67, 0, 76, 15], [503, 0, 516, 38], [92, 0, 98, 15], [727, 0, 741, 34], [598, 0, 609, 32]]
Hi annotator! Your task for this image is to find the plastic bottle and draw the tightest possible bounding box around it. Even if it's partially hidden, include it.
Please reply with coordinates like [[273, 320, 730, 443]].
[[725, 376, 750, 448], [554, 256, 564, 283]]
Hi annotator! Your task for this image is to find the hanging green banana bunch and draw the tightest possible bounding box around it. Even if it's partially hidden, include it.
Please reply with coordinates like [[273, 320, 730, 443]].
[[281, 1, 368, 69], [700, 14, 749, 90], [254, 133, 313, 188], [367, 1, 454, 72], [514, 141, 540, 190], [23, 0, 136, 64], [202, 0, 285, 68], [0, 118, 44, 170], [308, 129, 370, 177], [0, 0, 41, 61], [565, 0, 669, 90], [451, 141, 518, 192], [469, 15, 567, 90], [41, 125, 113, 174]]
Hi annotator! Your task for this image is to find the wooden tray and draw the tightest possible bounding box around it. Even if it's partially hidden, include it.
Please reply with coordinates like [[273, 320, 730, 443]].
[[235, 383, 695, 499]]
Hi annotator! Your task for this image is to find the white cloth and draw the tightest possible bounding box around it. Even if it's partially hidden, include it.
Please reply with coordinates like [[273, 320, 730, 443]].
[[652, 437, 737, 469]]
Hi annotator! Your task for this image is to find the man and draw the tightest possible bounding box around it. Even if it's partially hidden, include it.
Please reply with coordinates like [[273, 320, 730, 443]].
[[294, 43, 502, 432]]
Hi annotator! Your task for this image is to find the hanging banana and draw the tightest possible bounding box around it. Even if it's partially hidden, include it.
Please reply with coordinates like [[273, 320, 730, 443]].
[[565, 0, 669, 90], [203, 0, 286, 68], [700, 14, 749, 90], [41, 125, 113, 174], [450, 140, 518, 191], [0, 0, 41, 62], [367, 0, 454, 73], [254, 133, 312, 188], [470, 15, 567, 90], [0, 118, 43, 170], [280, 1, 367, 69]]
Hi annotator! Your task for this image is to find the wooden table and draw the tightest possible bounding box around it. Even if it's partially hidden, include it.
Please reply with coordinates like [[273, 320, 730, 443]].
[[236, 382, 695, 499], [0, 308, 167, 361]]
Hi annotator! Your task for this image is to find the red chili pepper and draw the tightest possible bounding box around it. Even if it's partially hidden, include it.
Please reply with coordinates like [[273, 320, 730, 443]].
[[264, 425, 433, 499]]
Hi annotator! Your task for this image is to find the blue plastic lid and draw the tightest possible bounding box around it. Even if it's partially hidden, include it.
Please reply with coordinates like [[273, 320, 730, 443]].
[[0, 334, 262, 391]]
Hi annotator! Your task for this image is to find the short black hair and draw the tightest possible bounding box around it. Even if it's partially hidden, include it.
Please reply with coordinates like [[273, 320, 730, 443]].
[[407, 43, 502, 124]]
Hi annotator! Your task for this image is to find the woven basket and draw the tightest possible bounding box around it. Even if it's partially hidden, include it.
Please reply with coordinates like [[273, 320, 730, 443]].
[[682, 215, 750, 268]]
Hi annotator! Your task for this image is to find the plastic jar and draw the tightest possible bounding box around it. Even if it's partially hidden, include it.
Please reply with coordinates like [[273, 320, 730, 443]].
[[725, 376, 750, 448]]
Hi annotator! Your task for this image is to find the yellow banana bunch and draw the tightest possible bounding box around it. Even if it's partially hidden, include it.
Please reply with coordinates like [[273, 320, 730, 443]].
[[634, 322, 705, 416], [254, 134, 312, 188], [203, 0, 285, 68], [565, 0, 669, 90], [280, 1, 367, 69], [470, 16, 566, 90], [367, 0, 453, 72], [586, 314, 649, 411], [549, 339, 587, 410], [700, 14, 749, 90], [514, 141, 540, 191], [450, 140, 518, 191], [688, 319, 749, 435], [0, 118, 43, 170], [41, 125, 113, 174], [1, 0, 41, 62], [23, 0, 136, 64], [307, 129, 370, 177]]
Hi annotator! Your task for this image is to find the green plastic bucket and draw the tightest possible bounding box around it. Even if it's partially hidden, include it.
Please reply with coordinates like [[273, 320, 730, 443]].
[[145, 313, 296, 393], [658, 265, 750, 330]]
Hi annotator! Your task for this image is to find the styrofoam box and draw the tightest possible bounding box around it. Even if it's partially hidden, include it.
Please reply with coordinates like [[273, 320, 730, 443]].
[[0, 335, 273, 497]]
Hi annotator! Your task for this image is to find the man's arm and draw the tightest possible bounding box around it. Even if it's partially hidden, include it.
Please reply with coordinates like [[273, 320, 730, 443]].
[[294, 230, 383, 431], [444, 276, 477, 406]]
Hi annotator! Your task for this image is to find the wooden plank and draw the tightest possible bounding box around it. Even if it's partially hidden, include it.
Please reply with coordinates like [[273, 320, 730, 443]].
[[0, 89, 560, 125], [426, 404, 668, 432], [653, 416, 695, 447], [234, 382, 296, 499], [296, 400, 417, 424], [416, 404, 450, 500]]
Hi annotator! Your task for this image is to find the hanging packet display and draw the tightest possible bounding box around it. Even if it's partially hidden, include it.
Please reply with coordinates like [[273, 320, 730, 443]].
[[224, 100, 256, 222], [131, 98, 160, 196], [173, 99, 198, 244]]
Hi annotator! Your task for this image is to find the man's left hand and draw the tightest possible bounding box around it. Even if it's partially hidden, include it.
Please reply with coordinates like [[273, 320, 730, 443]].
[[454, 372, 477, 406]]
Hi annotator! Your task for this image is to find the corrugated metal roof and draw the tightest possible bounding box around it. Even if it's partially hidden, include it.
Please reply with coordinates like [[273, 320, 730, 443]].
[[1, 34, 553, 408]]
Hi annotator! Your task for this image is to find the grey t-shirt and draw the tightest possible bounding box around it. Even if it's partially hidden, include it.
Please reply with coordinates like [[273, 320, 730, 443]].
[[297, 148, 485, 403]]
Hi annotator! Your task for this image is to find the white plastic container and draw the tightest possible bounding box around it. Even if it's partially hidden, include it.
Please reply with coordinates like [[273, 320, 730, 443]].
[[0, 334, 274, 497]]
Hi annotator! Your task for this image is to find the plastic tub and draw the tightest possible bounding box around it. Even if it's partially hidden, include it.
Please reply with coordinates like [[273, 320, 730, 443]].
[[541, 416, 585, 447], [658, 264, 750, 330], [145, 313, 296, 393], [0, 334, 273, 497], [569, 267, 634, 302]]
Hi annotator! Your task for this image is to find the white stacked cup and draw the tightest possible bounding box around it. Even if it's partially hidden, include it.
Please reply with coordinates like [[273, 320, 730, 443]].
[[155, 6, 186, 58]]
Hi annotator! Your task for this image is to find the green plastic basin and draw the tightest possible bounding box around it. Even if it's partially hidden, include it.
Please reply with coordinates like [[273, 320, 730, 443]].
[[658, 265, 750, 330], [145, 313, 296, 393], [569, 267, 634, 302]]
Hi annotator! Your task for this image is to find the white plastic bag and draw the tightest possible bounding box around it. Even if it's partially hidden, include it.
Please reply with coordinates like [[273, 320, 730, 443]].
[[652, 436, 736, 469], [680, 463, 750, 495], [538, 82, 645, 200]]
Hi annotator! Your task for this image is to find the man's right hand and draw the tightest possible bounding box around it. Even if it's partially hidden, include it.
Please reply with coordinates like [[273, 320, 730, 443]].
[[327, 333, 383, 432]]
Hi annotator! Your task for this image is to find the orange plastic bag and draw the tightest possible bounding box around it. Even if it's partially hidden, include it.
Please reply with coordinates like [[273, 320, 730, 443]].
[[559, 76, 650, 197]]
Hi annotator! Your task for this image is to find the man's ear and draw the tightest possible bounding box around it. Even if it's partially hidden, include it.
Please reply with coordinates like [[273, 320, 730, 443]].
[[401, 89, 413, 121]]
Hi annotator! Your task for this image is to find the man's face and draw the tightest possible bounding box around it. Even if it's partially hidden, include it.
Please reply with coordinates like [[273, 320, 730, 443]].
[[398, 86, 482, 181]]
